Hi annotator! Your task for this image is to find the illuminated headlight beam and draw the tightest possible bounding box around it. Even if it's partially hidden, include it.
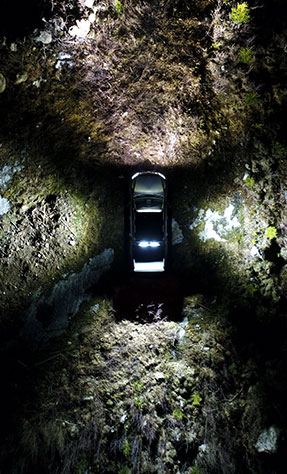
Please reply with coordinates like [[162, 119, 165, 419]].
[[132, 171, 166, 180], [133, 260, 165, 272], [139, 241, 149, 248], [138, 241, 160, 248]]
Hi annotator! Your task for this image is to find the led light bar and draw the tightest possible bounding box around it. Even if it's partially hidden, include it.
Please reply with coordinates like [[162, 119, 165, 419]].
[[133, 260, 165, 272], [136, 208, 162, 213], [132, 171, 166, 180], [138, 241, 160, 248], [150, 241, 160, 247], [139, 241, 149, 248]]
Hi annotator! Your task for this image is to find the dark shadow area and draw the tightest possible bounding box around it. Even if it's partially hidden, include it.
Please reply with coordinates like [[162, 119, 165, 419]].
[[112, 271, 184, 323], [250, 0, 287, 46], [1, 0, 52, 40], [0, 0, 81, 41]]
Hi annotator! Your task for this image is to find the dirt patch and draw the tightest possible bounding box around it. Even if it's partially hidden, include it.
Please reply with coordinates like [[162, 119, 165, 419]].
[[0, 296, 262, 474]]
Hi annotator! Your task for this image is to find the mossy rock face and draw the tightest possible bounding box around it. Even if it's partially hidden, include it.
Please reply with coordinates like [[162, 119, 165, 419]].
[[0, 1, 287, 473], [0, 143, 124, 332]]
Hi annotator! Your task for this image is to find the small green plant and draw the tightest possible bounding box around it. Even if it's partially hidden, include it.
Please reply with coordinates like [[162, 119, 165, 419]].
[[228, 362, 238, 375], [118, 467, 130, 474], [114, 0, 123, 14], [254, 123, 263, 130], [133, 381, 143, 392], [191, 466, 202, 474], [244, 175, 255, 187], [173, 409, 185, 420], [244, 92, 259, 106], [246, 283, 256, 296], [266, 226, 277, 240], [164, 350, 174, 361], [191, 393, 202, 406], [238, 47, 254, 64], [75, 459, 89, 474], [272, 141, 286, 159], [211, 42, 222, 49], [134, 397, 143, 409], [122, 439, 131, 457], [199, 118, 205, 129], [231, 2, 250, 24]]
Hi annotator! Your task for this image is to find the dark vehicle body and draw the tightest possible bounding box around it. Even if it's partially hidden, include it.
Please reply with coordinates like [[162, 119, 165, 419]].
[[130, 171, 167, 272]]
